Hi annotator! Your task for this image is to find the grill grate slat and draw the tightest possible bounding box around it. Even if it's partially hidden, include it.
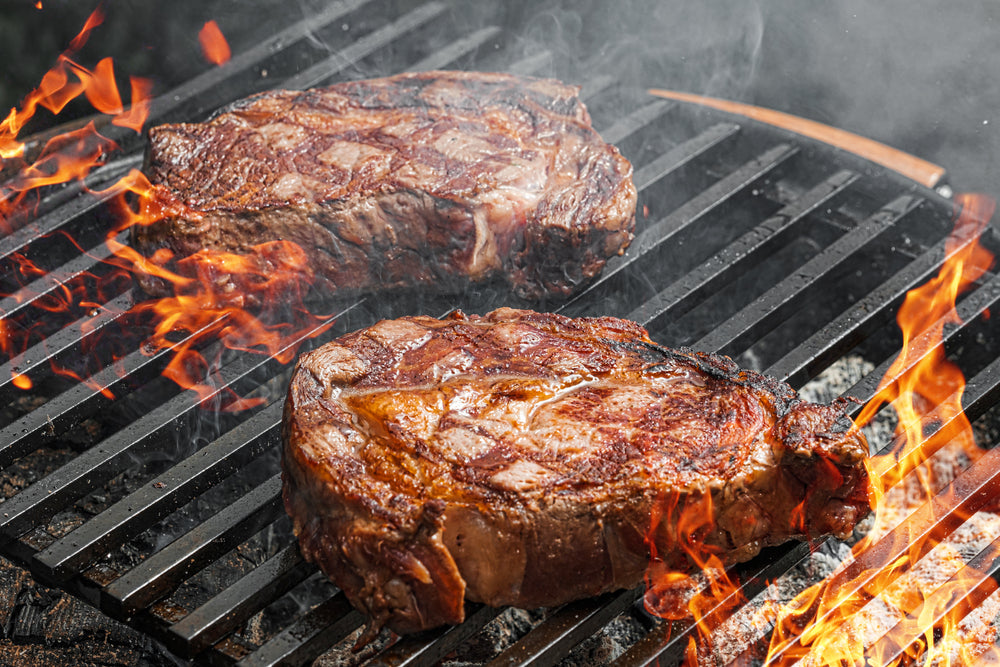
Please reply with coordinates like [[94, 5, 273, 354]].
[[33, 401, 283, 582], [168, 544, 314, 657], [486, 590, 641, 667], [0, 155, 140, 263], [693, 193, 925, 357], [0, 302, 341, 538], [627, 169, 859, 328], [0, 305, 215, 472], [765, 226, 982, 386], [843, 270, 1000, 406], [234, 592, 364, 667], [600, 100, 675, 146], [283, 2, 449, 91], [565, 141, 796, 317], [866, 533, 1000, 666], [0, 230, 127, 324], [405, 26, 503, 72], [103, 473, 285, 617], [0, 291, 132, 396], [761, 443, 1000, 666], [367, 604, 502, 667]]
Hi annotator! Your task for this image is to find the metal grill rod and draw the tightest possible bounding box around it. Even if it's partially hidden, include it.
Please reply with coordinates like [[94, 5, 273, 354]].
[[563, 140, 795, 315], [866, 533, 1000, 665], [693, 194, 924, 357], [626, 169, 858, 327], [0, 308, 225, 471], [33, 400, 284, 581], [0, 291, 131, 396]]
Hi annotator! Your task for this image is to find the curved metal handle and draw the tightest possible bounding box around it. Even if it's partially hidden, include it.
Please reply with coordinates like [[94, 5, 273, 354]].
[[649, 88, 947, 190]]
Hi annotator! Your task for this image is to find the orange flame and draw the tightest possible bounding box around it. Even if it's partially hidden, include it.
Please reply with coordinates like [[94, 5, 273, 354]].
[[0, 7, 151, 231], [761, 193, 999, 667], [643, 490, 747, 663], [0, 12, 332, 412], [199, 20, 231, 65]]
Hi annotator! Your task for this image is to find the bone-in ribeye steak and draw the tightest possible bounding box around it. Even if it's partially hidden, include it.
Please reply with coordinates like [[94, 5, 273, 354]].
[[281, 308, 871, 636], [135, 71, 636, 300]]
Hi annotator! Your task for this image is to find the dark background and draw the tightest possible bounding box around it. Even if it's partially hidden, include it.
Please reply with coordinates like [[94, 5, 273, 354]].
[[1, 0, 997, 202]]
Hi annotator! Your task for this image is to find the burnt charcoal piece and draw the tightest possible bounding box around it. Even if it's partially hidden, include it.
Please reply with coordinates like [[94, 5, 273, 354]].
[[281, 308, 871, 637], [136, 71, 636, 301]]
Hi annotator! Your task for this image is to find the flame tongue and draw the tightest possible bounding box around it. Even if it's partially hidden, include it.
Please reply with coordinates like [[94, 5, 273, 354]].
[[761, 193, 1000, 667], [0, 10, 331, 411], [0, 7, 151, 231]]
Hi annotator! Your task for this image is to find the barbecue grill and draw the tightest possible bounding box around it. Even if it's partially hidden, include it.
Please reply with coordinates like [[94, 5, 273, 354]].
[[3, 1, 1000, 665]]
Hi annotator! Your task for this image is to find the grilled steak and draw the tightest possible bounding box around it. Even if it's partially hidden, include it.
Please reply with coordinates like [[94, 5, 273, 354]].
[[135, 71, 636, 301], [281, 308, 871, 636]]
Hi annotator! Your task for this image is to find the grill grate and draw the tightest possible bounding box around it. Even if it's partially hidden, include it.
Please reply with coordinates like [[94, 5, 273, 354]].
[[2, 1, 1000, 665]]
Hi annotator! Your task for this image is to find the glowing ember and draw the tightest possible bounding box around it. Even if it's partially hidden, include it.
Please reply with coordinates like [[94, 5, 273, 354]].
[[199, 20, 232, 66]]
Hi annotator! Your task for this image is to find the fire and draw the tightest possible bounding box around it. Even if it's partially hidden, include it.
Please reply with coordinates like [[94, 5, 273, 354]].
[[199, 20, 232, 65], [0, 10, 332, 411], [760, 193, 999, 667], [639, 194, 1000, 665], [0, 7, 151, 230], [643, 490, 746, 660]]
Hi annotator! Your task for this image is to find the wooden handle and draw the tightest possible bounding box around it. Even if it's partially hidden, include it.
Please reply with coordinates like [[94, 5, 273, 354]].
[[648, 89, 947, 189]]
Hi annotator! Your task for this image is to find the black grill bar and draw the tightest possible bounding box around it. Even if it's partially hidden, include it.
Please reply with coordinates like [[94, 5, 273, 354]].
[[632, 122, 742, 193], [600, 100, 675, 146], [0, 230, 127, 323], [167, 544, 314, 657], [234, 592, 364, 667], [0, 310, 224, 471], [843, 269, 1000, 407], [562, 135, 790, 314], [103, 473, 285, 617], [0, 298, 343, 539], [763, 442, 1000, 666], [367, 604, 501, 667], [33, 400, 283, 582], [486, 590, 642, 667], [766, 233, 957, 386], [503, 51, 554, 77], [692, 194, 925, 357], [0, 155, 140, 263], [405, 26, 502, 72], [283, 2, 449, 91], [0, 291, 131, 396], [143, 0, 375, 124], [627, 169, 858, 328]]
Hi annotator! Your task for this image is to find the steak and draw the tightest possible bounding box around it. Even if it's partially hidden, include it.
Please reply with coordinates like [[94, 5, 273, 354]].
[[135, 71, 636, 301], [281, 308, 871, 637]]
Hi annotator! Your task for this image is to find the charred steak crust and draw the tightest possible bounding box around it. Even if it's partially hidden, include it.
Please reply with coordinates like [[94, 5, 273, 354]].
[[136, 71, 636, 300], [281, 308, 871, 636]]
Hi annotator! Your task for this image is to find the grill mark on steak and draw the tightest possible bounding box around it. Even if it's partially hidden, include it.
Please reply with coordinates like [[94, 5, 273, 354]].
[[135, 71, 636, 301], [281, 308, 872, 637]]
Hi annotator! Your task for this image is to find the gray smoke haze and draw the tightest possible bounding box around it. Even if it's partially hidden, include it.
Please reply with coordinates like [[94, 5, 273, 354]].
[[437, 0, 1000, 198], [3, 0, 998, 198]]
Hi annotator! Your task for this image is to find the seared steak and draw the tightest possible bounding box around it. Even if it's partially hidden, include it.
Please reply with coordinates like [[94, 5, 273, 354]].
[[281, 308, 871, 636], [135, 71, 636, 301]]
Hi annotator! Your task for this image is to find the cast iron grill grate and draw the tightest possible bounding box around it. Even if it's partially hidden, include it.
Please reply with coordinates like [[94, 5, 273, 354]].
[[1, 1, 999, 664]]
